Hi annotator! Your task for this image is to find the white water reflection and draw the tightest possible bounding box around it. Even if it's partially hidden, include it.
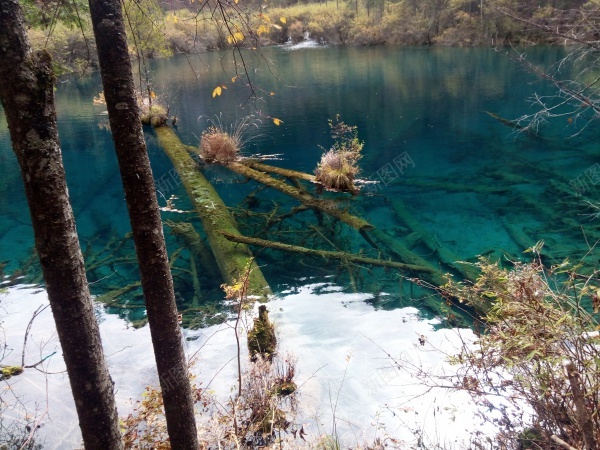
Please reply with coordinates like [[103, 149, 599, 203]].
[[1, 284, 505, 448]]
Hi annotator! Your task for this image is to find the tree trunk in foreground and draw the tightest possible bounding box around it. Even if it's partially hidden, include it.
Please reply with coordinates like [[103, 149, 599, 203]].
[[0, 2, 122, 448], [87, 1, 199, 448]]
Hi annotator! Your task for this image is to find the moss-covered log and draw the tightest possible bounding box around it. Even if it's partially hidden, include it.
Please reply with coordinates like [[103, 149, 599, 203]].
[[218, 231, 437, 274], [95, 282, 143, 307], [0, 365, 24, 381], [227, 162, 373, 232], [166, 220, 221, 282], [154, 126, 272, 301], [244, 160, 317, 183]]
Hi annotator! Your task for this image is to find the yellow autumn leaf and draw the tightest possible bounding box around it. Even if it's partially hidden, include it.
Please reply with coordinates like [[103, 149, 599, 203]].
[[235, 0, 239, 3], [280, 17, 286, 24], [231, 76, 237, 83], [212, 86, 222, 98], [150, 91, 156, 98], [273, 118, 283, 126], [228, 31, 245, 44], [270, 92, 275, 96], [173, 15, 178, 24]]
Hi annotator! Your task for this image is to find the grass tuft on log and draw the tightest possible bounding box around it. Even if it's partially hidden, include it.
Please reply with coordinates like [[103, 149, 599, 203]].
[[315, 115, 363, 194], [198, 115, 260, 163]]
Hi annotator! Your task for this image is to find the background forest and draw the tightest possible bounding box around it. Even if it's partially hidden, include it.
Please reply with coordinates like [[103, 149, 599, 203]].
[[24, 0, 599, 75]]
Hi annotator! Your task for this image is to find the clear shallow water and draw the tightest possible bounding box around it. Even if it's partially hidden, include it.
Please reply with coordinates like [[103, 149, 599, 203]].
[[2, 284, 499, 448], [1, 46, 599, 321]]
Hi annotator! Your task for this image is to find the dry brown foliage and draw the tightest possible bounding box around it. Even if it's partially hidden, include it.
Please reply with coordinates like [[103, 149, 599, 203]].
[[444, 250, 600, 450]]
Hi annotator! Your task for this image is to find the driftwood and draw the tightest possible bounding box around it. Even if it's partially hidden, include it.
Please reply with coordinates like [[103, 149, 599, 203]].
[[218, 231, 437, 274], [154, 126, 272, 300], [227, 162, 373, 233]]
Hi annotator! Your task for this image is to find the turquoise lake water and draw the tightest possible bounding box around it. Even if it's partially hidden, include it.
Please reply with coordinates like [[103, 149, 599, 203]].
[[1, 45, 599, 324]]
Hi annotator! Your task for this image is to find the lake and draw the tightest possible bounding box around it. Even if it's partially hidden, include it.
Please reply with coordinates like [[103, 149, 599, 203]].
[[0, 44, 598, 447], [3, 45, 597, 322]]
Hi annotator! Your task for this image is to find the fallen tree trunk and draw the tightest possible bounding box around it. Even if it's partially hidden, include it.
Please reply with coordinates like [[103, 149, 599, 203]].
[[243, 160, 317, 183], [154, 126, 272, 300], [218, 231, 436, 274], [227, 162, 373, 233], [166, 220, 221, 282], [366, 229, 446, 286], [484, 110, 526, 130], [389, 199, 480, 282]]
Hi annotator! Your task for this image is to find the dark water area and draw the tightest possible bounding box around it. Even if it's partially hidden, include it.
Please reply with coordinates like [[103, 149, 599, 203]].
[[1, 45, 599, 324]]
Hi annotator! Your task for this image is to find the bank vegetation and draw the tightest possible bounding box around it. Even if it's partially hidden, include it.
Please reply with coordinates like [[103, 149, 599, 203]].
[[24, 0, 597, 75]]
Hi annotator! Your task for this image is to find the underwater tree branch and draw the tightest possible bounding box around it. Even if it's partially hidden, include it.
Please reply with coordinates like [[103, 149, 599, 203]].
[[217, 231, 437, 274]]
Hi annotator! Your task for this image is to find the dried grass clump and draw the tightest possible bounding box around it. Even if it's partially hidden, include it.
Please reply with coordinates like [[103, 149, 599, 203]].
[[120, 353, 299, 449], [315, 115, 363, 194], [199, 126, 241, 163], [199, 114, 261, 164], [198, 115, 260, 164]]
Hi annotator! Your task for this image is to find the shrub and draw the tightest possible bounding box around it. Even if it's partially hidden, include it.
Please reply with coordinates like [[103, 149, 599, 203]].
[[163, 9, 221, 52], [28, 23, 98, 75], [287, 19, 305, 43], [314, 115, 363, 194], [348, 16, 386, 46], [265, 4, 353, 45], [444, 250, 600, 449]]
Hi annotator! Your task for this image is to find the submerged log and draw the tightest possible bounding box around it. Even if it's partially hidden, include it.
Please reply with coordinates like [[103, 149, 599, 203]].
[[95, 281, 143, 307], [389, 199, 480, 282], [397, 177, 512, 194], [367, 229, 445, 286], [484, 111, 526, 130], [166, 220, 221, 282], [218, 231, 436, 274], [154, 126, 272, 301], [227, 162, 373, 233]]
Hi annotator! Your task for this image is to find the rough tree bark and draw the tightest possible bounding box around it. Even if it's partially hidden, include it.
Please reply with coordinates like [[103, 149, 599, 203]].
[[87, 0, 199, 448], [0, 1, 122, 448]]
